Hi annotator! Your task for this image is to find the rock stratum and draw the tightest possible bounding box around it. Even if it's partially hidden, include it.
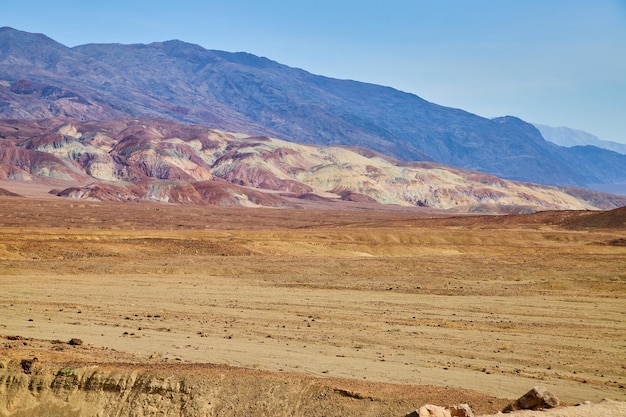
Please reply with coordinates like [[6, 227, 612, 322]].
[[1, 118, 624, 211]]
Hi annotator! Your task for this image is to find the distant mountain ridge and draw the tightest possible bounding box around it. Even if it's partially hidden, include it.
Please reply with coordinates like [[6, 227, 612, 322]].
[[533, 123, 626, 155], [1, 26, 626, 191]]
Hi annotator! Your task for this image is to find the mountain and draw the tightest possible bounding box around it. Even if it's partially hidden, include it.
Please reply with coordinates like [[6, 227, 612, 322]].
[[1, 27, 626, 190], [533, 123, 626, 155], [1, 118, 624, 211]]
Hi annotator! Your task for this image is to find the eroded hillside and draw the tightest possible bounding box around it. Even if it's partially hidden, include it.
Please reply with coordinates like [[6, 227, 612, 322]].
[[1, 118, 625, 211]]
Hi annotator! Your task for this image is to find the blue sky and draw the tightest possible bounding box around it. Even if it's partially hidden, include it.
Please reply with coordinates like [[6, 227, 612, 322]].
[[3, 0, 626, 143]]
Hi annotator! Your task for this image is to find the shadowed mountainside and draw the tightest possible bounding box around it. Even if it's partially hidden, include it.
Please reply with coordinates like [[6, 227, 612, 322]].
[[1, 27, 626, 190]]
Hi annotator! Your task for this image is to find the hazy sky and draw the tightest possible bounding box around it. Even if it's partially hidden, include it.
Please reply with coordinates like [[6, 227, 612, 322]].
[[3, 0, 626, 143]]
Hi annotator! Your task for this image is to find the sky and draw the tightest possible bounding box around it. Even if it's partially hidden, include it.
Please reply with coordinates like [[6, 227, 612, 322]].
[[3, 0, 626, 143]]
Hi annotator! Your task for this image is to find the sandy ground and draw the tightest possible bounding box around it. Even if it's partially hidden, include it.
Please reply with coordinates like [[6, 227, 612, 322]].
[[0, 196, 625, 415]]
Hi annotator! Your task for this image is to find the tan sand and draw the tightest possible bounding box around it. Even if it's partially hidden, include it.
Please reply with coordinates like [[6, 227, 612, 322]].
[[1, 197, 625, 415]]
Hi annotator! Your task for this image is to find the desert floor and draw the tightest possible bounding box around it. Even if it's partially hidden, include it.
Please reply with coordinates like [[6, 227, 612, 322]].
[[0, 195, 625, 415]]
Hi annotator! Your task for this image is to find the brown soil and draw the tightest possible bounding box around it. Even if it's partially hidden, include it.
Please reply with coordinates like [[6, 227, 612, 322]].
[[0, 195, 625, 416]]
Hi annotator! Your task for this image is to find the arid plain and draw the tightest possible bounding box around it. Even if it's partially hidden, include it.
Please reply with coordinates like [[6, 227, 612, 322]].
[[1, 193, 625, 416]]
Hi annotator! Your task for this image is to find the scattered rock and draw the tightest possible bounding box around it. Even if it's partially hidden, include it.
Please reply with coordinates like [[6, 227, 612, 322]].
[[20, 357, 39, 374], [68, 338, 83, 346], [502, 386, 559, 413]]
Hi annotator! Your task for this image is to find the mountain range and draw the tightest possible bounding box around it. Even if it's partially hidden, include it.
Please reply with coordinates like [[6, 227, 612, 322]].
[[534, 123, 626, 155], [1, 27, 626, 193], [1, 117, 624, 212]]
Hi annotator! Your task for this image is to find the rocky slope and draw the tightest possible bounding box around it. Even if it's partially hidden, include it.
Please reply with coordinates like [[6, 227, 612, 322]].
[[1, 337, 510, 417], [2, 27, 626, 189], [2, 337, 624, 416], [1, 118, 624, 211]]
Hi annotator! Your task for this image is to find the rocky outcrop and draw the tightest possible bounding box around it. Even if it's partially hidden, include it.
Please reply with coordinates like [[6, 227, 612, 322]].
[[19, 358, 39, 375], [407, 405, 451, 417], [0, 363, 502, 417], [1, 363, 212, 416], [406, 403, 474, 417]]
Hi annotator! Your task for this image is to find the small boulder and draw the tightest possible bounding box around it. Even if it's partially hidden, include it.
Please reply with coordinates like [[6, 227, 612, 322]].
[[503, 386, 559, 412], [406, 404, 452, 417], [448, 403, 474, 417]]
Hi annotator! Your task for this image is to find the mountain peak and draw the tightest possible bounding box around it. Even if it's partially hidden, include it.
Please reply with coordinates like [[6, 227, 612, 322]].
[[0, 26, 66, 49], [492, 115, 545, 137], [0, 26, 71, 67]]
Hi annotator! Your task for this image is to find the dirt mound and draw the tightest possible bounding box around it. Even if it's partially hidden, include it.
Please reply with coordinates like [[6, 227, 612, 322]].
[[338, 191, 378, 203], [382, 207, 626, 230], [0, 188, 19, 197], [608, 237, 626, 246], [558, 206, 626, 230]]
